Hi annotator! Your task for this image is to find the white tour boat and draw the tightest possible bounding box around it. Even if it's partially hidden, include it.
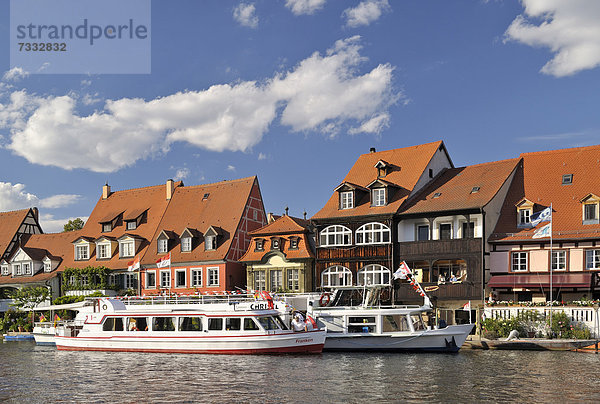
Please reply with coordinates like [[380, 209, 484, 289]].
[[53, 294, 326, 354], [33, 301, 87, 346]]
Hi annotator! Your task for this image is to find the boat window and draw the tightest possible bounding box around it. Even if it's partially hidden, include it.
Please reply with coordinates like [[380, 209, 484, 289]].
[[128, 317, 148, 331], [153, 317, 176, 331], [382, 315, 410, 332], [226, 318, 241, 331], [318, 316, 344, 333], [208, 318, 223, 331], [102, 317, 124, 332], [243, 318, 259, 331], [348, 316, 376, 333], [273, 316, 288, 331], [257, 316, 279, 331], [179, 316, 203, 332], [410, 314, 425, 331]]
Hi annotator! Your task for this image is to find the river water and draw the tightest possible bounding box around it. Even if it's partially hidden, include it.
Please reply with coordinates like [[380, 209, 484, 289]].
[[1, 341, 600, 403]]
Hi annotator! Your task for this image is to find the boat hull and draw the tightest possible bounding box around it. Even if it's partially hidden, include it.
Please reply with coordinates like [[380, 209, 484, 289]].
[[33, 325, 57, 346]]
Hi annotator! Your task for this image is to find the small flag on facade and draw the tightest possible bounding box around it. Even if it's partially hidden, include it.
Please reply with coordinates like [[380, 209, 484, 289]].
[[530, 207, 552, 227], [156, 252, 171, 268], [463, 301, 471, 312], [127, 255, 140, 271], [532, 223, 551, 239]]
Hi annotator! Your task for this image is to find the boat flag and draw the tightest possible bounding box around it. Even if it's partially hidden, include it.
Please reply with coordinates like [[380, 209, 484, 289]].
[[54, 314, 61, 322], [156, 252, 171, 268], [393, 261, 411, 280], [530, 206, 551, 227], [532, 223, 551, 239], [463, 301, 471, 312], [39, 313, 46, 322], [127, 255, 140, 271]]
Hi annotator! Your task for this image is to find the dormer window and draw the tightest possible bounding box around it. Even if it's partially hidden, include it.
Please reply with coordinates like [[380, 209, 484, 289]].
[[102, 223, 112, 232], [340, 191, 354, 209], [205, 235, 216, 251], [44, 261, 52, 272], [290, 238, 299, 250], [120, 240, 135, 258], [23, 263, 32, 275], [126, 221, 137, 230], [75, 245, 89, 260], [1, 265, 9, 276], [372, 188, 386, 207], [516, 199, 534, 228], [97, 243, 111, 259], [181, 237, 192, 252], [271, 238, 280, 250], [255, 239, 264, 251], [519, 209, 531, 225], [14, 264, 21, 275], [581, 194, 600, 225], [374, 160, 390, 178], [562, 174, 573, 185], [158, 238, 168, 253]]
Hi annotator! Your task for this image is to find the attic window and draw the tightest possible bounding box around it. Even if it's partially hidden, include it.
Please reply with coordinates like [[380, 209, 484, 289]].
[[290, 238, 299, 250], [203, 193, 210, 200], [562, 174, 573, 185], [126, 221, 137, 230], [340, 191, 354, 210], [432, 192, 442, 199], [102, 223, 112, 232], [471, 186, 480, 194]]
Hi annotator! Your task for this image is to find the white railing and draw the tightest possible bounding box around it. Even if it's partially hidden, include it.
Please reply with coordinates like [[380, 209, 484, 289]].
[[112, 294, 259, 306]]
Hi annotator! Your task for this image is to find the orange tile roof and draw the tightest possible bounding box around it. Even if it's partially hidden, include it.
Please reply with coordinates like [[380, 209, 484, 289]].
[[312, 141, 447, 219], [0, 209, 30, 258], [142, 177, 259, 265], [402, 158, 520, 215], [249, 215, 309, 236], [490, 145, 600, 242]]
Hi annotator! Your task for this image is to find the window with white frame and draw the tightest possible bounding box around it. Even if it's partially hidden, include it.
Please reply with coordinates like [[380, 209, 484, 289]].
[[340, 191, 354, 209], [372, 188, 386, 206], [124, 273, 135, 289], [120, 240, 135, 258], [44, 262, 52, 272], [205, 235, 217, 251], [2, 265, 9, 275], [319, 225, 352, 247], [254, 271, 266, 291], [289, 238, 299, 250], [191, 268, 202, 287], [97, 243, 111, 259], [357, 264, 391, 286], [551, 250, 567, 271], [108, 274, 117, 287], [271, 238, 280, 250], [270, 270, 283, 292], [175, 270, 186, 288], [102, 223, 112, 232], [585, 249, 600, 270], [511, 251, 528, 272], [321, 266, 352, 288], [75, 244, 89, 260], [13, 263, 21, 275], [158, 238, 168, 254], [23, 263, 31, 275], [146, 271, 156, 288], [160, 271, 171, 288], [81, 275, 89, 287], [181, 237, 192, 252], [207, 267, 219, 286], [584, 203, 599, 224], [287, 269, 299, 291], [356, 222, 391, 245], [518, 209, 531, 226], [416, 225, 429, 241], [69, 275, 76, 285], [126, 221, 137, 230]]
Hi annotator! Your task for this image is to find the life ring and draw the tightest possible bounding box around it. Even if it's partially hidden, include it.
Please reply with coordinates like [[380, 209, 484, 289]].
[[101, 304, 108, 311], [319, 292, 331, 306]]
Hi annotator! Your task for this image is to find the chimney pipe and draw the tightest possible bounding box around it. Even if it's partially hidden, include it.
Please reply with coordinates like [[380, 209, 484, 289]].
[[285, 206, 289, 216], [303, 211, 307, 220], [32, 207, 39, 221], [370, 147, 376, 153], [166, 179, 175, 200], [102, 183, 111, 200]]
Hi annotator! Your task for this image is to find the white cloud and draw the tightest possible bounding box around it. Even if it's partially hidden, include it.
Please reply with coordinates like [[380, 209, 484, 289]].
[[0, 181, 80, 211], [82, 92, 101, 105], [258, 152, 267, 160], [233, 3, 259, 28], [173, 167, 190, 181], [81, 79, 92, 87], [285, 0, 326, 15], [343, 0, 390, 28], [227, 165, 236, 171], [505, 0, 600, 77], [2, 37, 397, 172], [348, 113, 390, 134], [2, 67, 29, 82], [39, 194, 82, 209], [39, 213, 89, 234]]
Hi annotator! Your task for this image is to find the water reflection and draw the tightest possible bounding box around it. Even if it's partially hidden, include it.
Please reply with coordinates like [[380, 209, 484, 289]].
[[1, 342, 600, 403]]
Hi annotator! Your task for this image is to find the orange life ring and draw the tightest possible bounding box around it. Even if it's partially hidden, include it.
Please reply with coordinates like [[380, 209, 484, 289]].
[[319, 292, 331, 306]]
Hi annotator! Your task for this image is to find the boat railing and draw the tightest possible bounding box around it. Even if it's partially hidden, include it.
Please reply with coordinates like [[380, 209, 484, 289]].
[[107, 294, 262, 306]]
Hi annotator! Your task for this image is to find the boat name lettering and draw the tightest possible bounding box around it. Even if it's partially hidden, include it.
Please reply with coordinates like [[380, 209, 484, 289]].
[[250, 303, 269, 310], [295, 338, 313, 344]]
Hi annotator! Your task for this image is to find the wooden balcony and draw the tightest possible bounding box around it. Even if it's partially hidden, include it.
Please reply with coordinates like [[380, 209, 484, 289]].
[[316, 244, 391, 262], [397, 238, 482, 260]]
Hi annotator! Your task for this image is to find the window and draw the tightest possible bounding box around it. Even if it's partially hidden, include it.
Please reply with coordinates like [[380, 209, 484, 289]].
[[439, 223, 452, 240], [175, 270, 186, 288], [205, 235, 217, 251], [462, 222, 475, 239], [181, 237, 192, 252], [471, 186, 480, 194], [69, 275, 76, 285], [585, 250, 600, 270], [432, 192, 441, 199], [158, 238, 168, 254], [511, 252, 528, 272], [44, 262, 52, 272], [120, 240, 135, 258], [270, 270, 283, 292], [108, 274, 117, 287], [208, 318, 223, 331], [126, 221, 137, 230], [14, 264, 22, 275], [179, 316, 202, 332], [127, 317, 148, 331], [287, 269, 299, 291], [243, 318, 259, 331], [584, 203, 599, 223], [207, 267, 219, 286], [562, 174, 573, 185], [358, 264, 391, 286], [356, 222, 391, 245], [160, 271, 171, 288], [271, 238, 280, 250], [191, 268, 202, 287], [340, 191, 354, 209], [417, 225, 429, 241], [226, 318, 241, 331], [551, 251, 567, 271], [153, 317, 175, 331], [124, 273, 135, 289], [97, 243, 110, 259], [257, 316, 280, 331], [81, 275, 88, 287], [372, 188, 386, 206], [518, 209, 531, 226], [102, 223, 112, 232], [319, 225, 352, 247], [23, 263, 31, 275], [146, 271, 156, 288], [75, 245, 89, 260], [255, 239, 264, 251], [321, 266, 352, 288], [254, 271, 266, 291], [102, 317, 124, 332], [1, 265, 8, 275], [289, 238, 299, 250]]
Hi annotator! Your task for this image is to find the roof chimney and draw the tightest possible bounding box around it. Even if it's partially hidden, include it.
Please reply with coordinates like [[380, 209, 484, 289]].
[[303, 211, 307, 220], [166, 179, 175, 200], [102, 183, 111, 200], [285, 206, 289, 216], [32, 207, 39, 222], [370, 147, 376, 153]]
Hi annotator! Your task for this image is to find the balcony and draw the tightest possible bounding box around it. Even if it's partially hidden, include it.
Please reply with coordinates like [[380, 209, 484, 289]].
[[395, 281, 483, 303], [397, 238, 482, 260], [317, 244, 392, 261]]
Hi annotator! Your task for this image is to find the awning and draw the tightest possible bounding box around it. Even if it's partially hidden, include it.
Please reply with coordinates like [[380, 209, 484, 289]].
[[488, 273, 593, 289]]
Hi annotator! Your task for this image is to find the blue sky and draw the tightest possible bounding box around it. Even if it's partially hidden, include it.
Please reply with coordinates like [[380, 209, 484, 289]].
[[1, 0, 599, 232]]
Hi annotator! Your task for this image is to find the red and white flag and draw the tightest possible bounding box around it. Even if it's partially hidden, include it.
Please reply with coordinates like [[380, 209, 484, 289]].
[[127, 256, 140, 272], [156, 252, 171, 268], [463, 301, 471, 311], [393, 261, 412, 280]]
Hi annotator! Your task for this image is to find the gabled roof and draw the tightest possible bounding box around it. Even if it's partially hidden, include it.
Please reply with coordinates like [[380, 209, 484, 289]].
[[0, 209, 31, 258], [401, 158, 520, 215], [313, 141, 447, 219], [157, 230, 178, 240], [123, 208, 147, 221], [249, 215, 310, 236], [333, 182, 369, 193], [491, 145, 600, 242]]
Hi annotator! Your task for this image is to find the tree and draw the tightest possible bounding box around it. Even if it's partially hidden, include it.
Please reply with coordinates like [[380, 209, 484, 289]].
[[10, 286, 50, 311], [63, 218, 85, 232]]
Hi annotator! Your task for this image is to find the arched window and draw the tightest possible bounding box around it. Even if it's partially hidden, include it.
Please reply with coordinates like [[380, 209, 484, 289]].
[[321, 266, 352, 288], [319, 225, 352, 247], [357, 264, 391, 286], [356, 222, 391, 245]]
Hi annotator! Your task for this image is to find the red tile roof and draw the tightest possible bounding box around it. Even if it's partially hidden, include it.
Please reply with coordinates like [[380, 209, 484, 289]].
[[312, 141, 447, 219], [490, 145, 600, 242], [0, 209, 30, 258], [249, 215, 309, 236]]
